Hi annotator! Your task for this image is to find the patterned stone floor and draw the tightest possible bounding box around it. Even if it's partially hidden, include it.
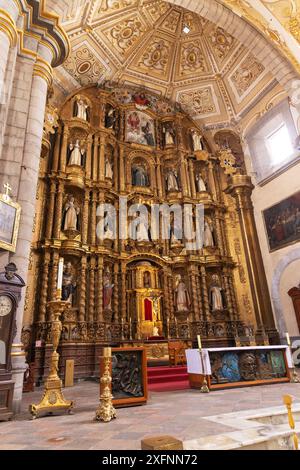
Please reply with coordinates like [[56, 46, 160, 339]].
[[1, 382, 300, 450]]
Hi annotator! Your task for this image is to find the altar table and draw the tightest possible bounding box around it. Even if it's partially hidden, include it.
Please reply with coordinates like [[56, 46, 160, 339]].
[[186, 346, 292, 390]]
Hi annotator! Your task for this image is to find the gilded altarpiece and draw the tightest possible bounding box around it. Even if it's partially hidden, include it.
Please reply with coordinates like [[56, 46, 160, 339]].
[[22, 85, 278, 381]]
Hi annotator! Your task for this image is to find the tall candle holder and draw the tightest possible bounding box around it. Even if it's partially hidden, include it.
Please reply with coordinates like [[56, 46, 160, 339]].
[[197, 335, 209, 394], [29, 293, 74, 419], [283, 395, 299, 450], [95, 348, 117, 423]]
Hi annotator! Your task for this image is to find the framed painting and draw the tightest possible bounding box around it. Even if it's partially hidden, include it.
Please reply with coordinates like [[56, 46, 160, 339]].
[[100, 347, 148, 408], [263, 190, 300, 252], [126, 110, 156, 147], [0, 195, 21, 253]]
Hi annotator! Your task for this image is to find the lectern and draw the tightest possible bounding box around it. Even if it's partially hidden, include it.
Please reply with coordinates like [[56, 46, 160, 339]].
[[0, 263, 25, 421]]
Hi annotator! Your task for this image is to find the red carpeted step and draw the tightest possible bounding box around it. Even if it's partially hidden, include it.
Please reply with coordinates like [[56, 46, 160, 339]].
[[147, 365, 190, 392]]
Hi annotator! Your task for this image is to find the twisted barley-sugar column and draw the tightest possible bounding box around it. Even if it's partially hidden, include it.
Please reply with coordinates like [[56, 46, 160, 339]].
[[89, 257, 96, 324], [200, 266, 210, 321], [38, 251, 51, 323], [99, 134, 106, 182], [82, 190, 90, 245], [97, 257, 104, 322], [93, 135, 99, 181], [189, 265, 200, 321], [79, 256, 87, 323], [226, 175, 275, 332], [52, 127, 62, 173], [53, 180, 64, 238], [59, 124, 69, 173], [86, 134, 93, 179], [45, 180, 56, 239], [113, 263, 119, 324], [50, 251, 59, 313], [121, 262, 127, 322], [196, 266, 204, 321]]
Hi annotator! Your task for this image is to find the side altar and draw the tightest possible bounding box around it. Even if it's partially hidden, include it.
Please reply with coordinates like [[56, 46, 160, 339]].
[[186, 346, 292, 390]]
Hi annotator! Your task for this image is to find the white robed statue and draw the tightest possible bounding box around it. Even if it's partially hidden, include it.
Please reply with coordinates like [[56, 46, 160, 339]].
[[166, 170, 179, 192], [63, 196, 80, 231], [210, 276, 224, 311], [204, 220, 215, 247], [74, 97, 89, 121], [175, 275, 190, 312], [196, 174, 206, 192], [136, 214, 149, 242], [191, 129, 204, 152], [69, 140, 84, 166], [105, 157, 113, 179]]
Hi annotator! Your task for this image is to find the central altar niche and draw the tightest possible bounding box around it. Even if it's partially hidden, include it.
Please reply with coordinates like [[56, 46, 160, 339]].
[[127, 262, 163, 340]]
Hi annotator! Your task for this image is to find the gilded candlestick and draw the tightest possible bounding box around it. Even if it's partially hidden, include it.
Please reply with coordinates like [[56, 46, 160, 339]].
[[95, 348, 117, 423]]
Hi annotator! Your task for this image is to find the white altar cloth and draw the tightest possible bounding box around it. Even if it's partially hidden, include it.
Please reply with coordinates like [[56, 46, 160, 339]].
[[186, 345, 293, 376]]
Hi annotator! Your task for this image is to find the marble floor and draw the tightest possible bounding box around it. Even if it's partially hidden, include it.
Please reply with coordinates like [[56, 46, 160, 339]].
[[1, 382, 300, 450]]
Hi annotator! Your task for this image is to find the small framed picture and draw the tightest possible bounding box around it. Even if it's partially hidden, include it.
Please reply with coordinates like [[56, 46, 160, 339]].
[[0, 194, 21, 253]]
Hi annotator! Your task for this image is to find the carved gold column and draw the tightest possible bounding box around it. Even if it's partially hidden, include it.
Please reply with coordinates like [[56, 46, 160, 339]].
[[208, 161, 217, 200], [121, 262, 127, 323], [82, 190, 90, 246], [150, 164, 157, 197], [196, 266, 204, 321], [200, 266, 210, 321], [97, 257, 104, 322], [89, 257, 96, 324], [227, 175, 276, 334], [180, 155, 189, 197], [189, 265, 200, 321], [223, 269, 234, 321], [99, 135, 106, 182], [52, 127, 62, 173], [53, 181, 64, 239], [156, 160, 163, 198], [45, 180, 56, 239], [38, 251, 51, 323], [79, 256, 87, 322], [91, 190, 97, 246], [215, 212, 225, 255], [114, 146, 119, 192], [163, 268, 171, 320], [119, 145, 125, 193], [86, 134, 93, 179], [113, 263, 119, 323], [59, 124, 69, 173], [93, 135, 99, 181], [49, 251, 59, 321], [189, 160, 197, 199]]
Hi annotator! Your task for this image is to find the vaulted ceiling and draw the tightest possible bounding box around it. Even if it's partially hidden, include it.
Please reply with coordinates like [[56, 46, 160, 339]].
[[50, 0, 286, 128]]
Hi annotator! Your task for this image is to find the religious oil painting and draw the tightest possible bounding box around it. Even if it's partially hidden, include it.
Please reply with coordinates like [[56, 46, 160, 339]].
[[111, 348, 148, 407], [263, 190, 300, 252], [126, 111, 156, 147], [0, 195, 21, 253]]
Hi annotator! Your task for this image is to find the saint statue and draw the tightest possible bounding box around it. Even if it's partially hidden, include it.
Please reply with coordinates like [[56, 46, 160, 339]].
[[62, 262, 76, 304], [163, 124, 176, 146], [105, 106, 116, 129], [103, 211, 114, 240], [68, 140, 85, 166], [133, 166, 148, 187], [74, 97, 89, 121], [105, 157, 113, 179], [103, 268, 114, 311], [144, 271, 151, 288], [153, 326, 160, 337], [175, 275, 190, 312], [136, 214, 149, 242], [196, 174, 207, 192], [191, 129, 204, 152], [63, 196, 80, 231], [204, 220, 215, 248], [166, 170, 179, 192], [210, 276, 224, 312]]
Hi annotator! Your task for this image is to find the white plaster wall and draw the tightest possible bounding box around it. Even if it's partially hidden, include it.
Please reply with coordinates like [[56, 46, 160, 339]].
[[279, 260, 300, 336]]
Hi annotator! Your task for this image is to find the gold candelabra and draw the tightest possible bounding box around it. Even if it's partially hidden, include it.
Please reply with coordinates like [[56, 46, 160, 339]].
[[29, 294, 74, 419], [95, 348, 117, 423], [283, 395, 299, 450]]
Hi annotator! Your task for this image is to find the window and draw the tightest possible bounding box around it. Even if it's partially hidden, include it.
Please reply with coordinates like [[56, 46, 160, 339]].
[[266, 124, 294, 165]]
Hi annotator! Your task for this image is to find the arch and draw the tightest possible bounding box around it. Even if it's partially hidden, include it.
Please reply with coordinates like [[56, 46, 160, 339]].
[[271, 248, 300, 337]]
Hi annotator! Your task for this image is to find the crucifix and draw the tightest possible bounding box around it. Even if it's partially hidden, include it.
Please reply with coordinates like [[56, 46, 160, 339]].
[[3, 182, 12, 199]]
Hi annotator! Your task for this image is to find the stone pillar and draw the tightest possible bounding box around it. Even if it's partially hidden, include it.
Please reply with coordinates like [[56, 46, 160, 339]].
[[0, 9, 17, 105], [226, 175, 276, 334]]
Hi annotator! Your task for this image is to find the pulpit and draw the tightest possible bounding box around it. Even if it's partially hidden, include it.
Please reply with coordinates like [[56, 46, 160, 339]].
[[288, 286, 300, 332]]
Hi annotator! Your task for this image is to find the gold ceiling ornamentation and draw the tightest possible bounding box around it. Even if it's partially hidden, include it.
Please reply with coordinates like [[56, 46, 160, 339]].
[[103, 15, 146, 55], [208, 26, 235, 60], [180, 40, 208, 75], [177, 87, 217, 117], [230, 54, 265, 97], [63, 44, 106, 85]]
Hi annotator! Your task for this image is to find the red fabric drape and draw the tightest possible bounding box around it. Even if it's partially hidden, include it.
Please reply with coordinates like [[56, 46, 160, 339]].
[[144, 299, 153, 321]]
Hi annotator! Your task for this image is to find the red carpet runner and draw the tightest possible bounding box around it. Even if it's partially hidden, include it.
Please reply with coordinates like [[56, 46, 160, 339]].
[[147, 366, 190, 392]]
